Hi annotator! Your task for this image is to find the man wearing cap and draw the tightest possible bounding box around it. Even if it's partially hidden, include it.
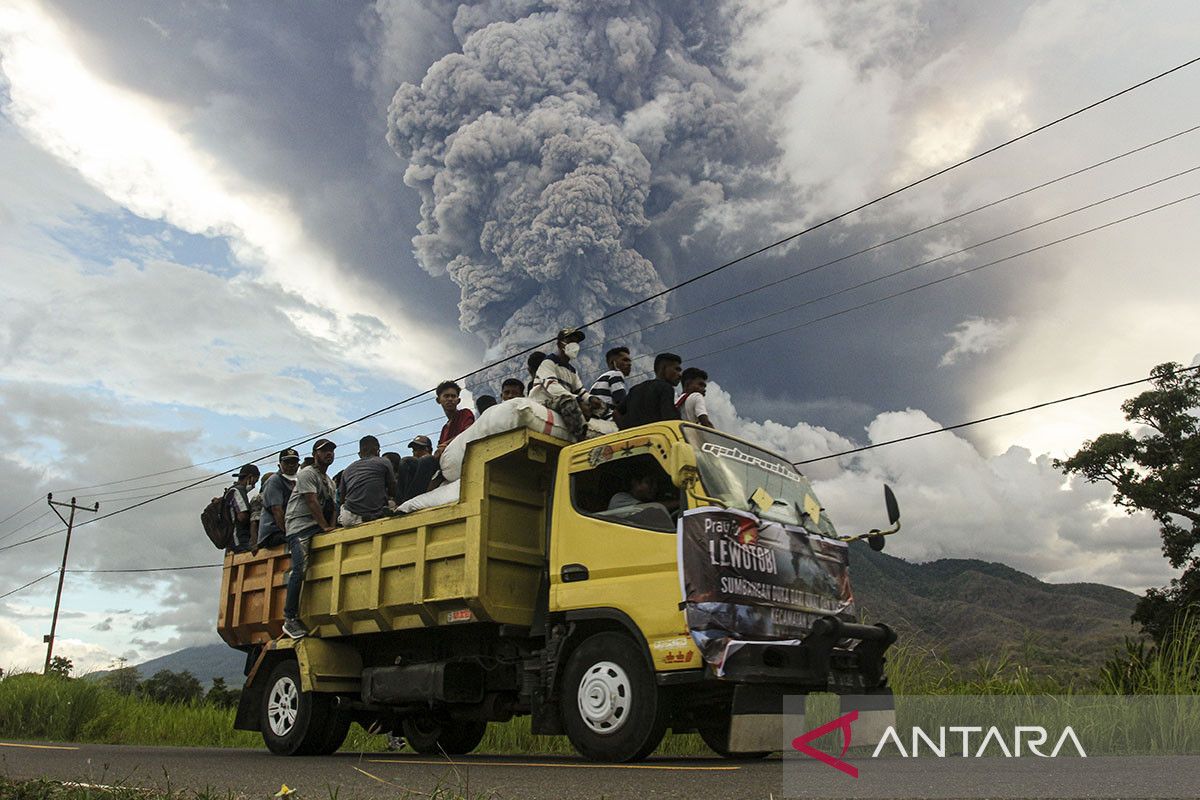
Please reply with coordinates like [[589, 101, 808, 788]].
[[395, 434, 437, 505], [529, 327, 598, 440], [282, 438, 338, 638], [338, 435, 397, 526], [255, 448, 300, 550], [228, 464, 260, 553]]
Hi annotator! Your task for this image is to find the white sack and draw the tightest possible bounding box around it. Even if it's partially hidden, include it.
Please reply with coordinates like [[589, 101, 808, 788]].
[[440, 398, 572, 481], [585, 418, 618, 438], [398, 479, 462, 513]]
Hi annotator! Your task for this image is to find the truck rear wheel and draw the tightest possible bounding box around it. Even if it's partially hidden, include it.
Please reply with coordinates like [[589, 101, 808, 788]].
[[402, 715, 487, 755], [560, 632, 667, 762], [260, 660, 336, 755]]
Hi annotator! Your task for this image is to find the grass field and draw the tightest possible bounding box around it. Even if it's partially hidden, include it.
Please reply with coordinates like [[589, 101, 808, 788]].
[[1, 630, 1196, 757]]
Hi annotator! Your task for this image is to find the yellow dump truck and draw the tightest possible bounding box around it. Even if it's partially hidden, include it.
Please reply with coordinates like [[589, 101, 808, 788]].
[[218, 421, 900, 762]]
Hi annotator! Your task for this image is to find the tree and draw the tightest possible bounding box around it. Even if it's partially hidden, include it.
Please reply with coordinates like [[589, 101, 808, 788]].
[[1055, 361, 1200, 642], [100, 658, 141, 695], [205, 676, 241, 709], [46, 655, 74, 679], [139, 669, 203, 705]]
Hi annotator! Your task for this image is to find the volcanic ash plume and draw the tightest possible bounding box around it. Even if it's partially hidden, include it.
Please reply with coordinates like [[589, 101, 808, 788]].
[[387, 1, 772, 373]]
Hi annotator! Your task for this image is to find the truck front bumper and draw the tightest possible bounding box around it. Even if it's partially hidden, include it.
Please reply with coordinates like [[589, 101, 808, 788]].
[[720, 616, 897, 691]]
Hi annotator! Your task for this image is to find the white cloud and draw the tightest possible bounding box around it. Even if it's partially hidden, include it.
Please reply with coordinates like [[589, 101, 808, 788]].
[[708, 387, 1172, 594], [0, 616, 118, 674], [0, 0, 470, 388], [939, 316, 1017, 366]]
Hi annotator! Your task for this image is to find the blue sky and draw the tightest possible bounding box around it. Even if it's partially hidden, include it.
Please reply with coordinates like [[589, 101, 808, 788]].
[[1, 0, 1199, 671]]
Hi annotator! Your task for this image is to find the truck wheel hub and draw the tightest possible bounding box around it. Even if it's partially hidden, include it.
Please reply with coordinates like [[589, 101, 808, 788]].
[[267, 676, 299, 736], [577, 661, 630, 734]]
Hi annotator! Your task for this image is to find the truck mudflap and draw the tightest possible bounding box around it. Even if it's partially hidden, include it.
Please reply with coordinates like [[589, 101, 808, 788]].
[[720, 617, 896, 689]]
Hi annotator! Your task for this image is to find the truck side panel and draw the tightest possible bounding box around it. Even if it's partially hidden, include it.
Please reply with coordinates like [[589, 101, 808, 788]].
[[217, 430, 561, 647]]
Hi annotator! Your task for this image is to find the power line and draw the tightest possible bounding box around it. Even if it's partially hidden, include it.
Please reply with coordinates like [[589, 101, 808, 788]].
[[590, 122, 1200, 350], [67, 564, 221, 574], [642, 168, 1200, 362], [680, 190, 1200, 365], [0, 497, 41, 528], [795, 366, 1200, 465], [0, 571, 57, 601], [14, 364, 1195, 582], [4, 189, 1193, 559], [0, 509, 53, 544], [568, 55, 1200, 334]]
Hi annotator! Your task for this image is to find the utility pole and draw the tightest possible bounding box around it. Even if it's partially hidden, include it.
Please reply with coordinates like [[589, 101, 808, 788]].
[[44, 493, 98, 675]]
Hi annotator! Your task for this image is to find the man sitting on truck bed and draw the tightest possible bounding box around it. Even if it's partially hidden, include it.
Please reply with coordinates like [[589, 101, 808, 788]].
[[395, 434, 436, 505], [255, 447, 300, 550], [282, 438, 337, 639], [501, 377, 524, 401], [338, 435, 397, 526], [530, 327, 600, 440]]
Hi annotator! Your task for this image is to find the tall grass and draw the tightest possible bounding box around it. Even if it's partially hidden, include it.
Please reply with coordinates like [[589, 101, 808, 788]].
[[1096, 619, 1200, 694], [2, 631, 1194, 755], [0, 674, 258, 749]]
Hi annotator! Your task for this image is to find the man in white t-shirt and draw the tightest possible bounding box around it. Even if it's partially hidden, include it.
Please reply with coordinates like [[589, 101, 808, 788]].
[[675, 367, 714, 428]]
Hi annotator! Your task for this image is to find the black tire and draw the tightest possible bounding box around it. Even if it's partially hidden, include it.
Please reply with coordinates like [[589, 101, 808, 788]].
[[560, 631, 667, 762], [402, 715, 488, 755], [315, 711, 352, 755], [697, 718, 771, 760], [260, 660, 335, 755]]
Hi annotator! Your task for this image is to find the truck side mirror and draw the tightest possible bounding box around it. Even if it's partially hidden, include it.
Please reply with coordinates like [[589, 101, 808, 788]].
[[668, 441, 697, 488], [884, 484, 900, 526]]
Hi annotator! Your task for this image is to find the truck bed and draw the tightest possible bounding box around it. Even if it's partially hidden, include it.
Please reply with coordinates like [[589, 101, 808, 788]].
[[217, 428, 564, 648]]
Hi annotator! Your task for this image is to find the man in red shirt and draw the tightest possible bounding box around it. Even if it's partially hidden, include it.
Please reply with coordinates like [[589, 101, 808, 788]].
[[435, 380, 475, 461]]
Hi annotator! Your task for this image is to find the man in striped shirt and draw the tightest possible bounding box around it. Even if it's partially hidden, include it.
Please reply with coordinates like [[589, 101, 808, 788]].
[[589, 346, 632, 423]]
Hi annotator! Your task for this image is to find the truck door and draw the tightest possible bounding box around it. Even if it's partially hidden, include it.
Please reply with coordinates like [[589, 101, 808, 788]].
[[549, 435, 685, 646]]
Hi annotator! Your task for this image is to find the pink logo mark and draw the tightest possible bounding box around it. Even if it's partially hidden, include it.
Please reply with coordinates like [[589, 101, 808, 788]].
[[791, 709, 858, 778]]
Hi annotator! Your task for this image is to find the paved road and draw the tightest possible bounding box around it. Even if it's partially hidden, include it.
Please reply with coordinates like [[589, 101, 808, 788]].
[[3, 741, 1200, 799]]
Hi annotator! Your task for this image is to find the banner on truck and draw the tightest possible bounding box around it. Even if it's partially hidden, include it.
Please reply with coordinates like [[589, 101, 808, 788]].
[[677, 506, 855, 672]]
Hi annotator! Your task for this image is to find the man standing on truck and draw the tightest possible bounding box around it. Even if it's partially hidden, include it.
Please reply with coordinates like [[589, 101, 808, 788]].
[[675, 367, 715, 428], [255, 448, 300, 550], [618, 352, 683, 429], [229, 464, 260, 553], [589, 346, 631, 424], [339, 435, 397, 526], [433, 380, 475, 461], [282, 438, 337, 639]]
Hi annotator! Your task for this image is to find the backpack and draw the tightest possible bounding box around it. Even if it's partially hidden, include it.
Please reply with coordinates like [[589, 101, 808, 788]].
[[201, 486, 239, 550]]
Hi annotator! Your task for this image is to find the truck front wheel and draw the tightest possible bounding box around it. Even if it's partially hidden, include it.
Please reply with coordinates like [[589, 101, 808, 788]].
[[560, 632, 667, 762], [401, 715, 487, 755], [260, 660, 339, 755]]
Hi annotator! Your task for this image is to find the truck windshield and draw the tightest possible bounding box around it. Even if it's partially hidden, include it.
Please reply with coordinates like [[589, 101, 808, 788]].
[[682, 427, 837, 535]]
